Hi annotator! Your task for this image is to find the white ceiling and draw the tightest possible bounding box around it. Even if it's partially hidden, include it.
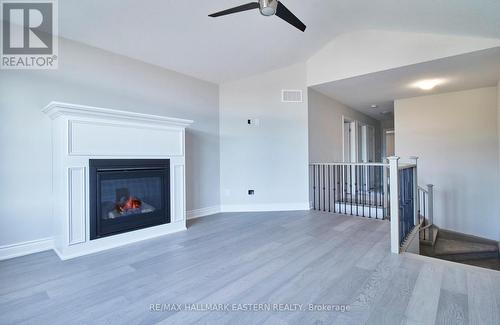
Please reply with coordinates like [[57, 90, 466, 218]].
[[57, 0, 500, 83], [312, 47, 500, 120]]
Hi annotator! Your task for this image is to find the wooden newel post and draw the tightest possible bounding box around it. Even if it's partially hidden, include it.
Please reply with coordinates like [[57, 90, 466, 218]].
[[387, 156, 400, 254]]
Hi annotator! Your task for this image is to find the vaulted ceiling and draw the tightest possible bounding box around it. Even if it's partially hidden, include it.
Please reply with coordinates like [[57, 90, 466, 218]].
[[58, 0, 500, 83]]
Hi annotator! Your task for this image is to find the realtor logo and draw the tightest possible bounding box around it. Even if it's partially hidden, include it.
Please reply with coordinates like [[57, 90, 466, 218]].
[[1, 0, 58, 69]]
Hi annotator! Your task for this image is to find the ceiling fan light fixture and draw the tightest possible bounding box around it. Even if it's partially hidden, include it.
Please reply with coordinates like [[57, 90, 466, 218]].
[[208, 0, 306, 32], [259, 0, 278, 16]]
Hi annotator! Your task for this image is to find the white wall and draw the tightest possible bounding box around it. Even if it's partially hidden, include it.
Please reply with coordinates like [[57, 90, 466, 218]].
[[498, 81, 500, 176], [0, 38, 220, 247], [219, 64, 309, 211], [308, 89, 381, 162], [307, 30, 500, 86], [395, 87, 500, 241]]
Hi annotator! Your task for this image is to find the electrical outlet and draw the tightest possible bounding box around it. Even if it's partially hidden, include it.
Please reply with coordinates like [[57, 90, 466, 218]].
[[247, 118, 260, 126]]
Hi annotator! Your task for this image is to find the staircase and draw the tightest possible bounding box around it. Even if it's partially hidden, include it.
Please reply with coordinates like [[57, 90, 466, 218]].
[[420, 228, 500, 271]]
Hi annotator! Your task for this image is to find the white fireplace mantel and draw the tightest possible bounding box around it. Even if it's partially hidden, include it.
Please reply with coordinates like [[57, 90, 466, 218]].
[[43, 101, 193, 260]]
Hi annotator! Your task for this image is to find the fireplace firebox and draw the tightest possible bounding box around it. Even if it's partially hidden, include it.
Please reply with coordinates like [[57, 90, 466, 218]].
[[90, 159, 170, 240]]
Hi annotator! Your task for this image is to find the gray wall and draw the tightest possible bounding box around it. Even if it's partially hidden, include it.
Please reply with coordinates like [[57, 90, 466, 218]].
[[219, 64, 309, 210], [0, 38, 220, 246], [395, 87, 499, 241], [308, 89, 381, 162], [380, 118, 395, 130]]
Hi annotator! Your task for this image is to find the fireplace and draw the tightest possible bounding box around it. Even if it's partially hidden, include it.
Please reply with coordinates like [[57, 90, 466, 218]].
[[90, 159, 170, 240]]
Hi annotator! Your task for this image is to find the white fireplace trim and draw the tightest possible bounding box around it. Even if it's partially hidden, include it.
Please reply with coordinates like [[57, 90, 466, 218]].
[[43, 101, 193, 260], [67, 119, 185, 157], [42, 101, 193, 127], [68, 167, 86, 246]]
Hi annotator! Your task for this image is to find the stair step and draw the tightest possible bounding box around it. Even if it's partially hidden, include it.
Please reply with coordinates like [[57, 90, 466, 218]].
[[438, 229, 498, 245], [433, 238, 499, 261], [420, 228, 500, 270], [438, 252, 499, 262], [460, 258, 500, 271]]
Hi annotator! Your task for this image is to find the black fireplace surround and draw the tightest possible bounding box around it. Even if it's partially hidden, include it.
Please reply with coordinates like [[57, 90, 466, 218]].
[[90, 159, 170, 240]]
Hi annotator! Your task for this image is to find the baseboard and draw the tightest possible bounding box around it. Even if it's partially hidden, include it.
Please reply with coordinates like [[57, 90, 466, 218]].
[[0, 237, 54, 261], [221, 202, 310, 213], [187, 205, 221, 220]]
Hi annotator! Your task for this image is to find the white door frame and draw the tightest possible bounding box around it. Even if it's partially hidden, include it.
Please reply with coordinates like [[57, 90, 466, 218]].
[[365, 124, 375, 163], [342, 116, 358, 162], [382, 128, 395, 159]]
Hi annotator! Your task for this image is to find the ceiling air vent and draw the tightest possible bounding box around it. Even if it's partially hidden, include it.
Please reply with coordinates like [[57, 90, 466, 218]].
[[281, 89, 303, 103]]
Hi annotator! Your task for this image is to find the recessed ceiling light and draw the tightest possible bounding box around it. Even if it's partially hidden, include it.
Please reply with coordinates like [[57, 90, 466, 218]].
[[371, 105, 378, 109], [413, 79, 444, 90]]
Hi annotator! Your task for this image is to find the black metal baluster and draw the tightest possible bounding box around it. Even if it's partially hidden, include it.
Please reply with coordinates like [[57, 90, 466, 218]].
[[341, 165, 344, 214], [312, 165, 316, 210], [340, 165, 343, 214], [346, 165, 349, 215], [338, 165, 341, 213], [344, 165, 347, 214], [322, 165, 325, 211], [339, 165, 344, 213], [349, 165, 352, 215], [335, 165, 337, 213], [362, 165, 365, 217], [368, 165, 371, 218], [355, 165, 359, 216], [328, 165, 331, 212], [316, 165, 321, 211]]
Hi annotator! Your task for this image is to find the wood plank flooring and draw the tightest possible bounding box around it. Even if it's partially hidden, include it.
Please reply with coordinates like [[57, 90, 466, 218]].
[[1, 210, 499, 324]]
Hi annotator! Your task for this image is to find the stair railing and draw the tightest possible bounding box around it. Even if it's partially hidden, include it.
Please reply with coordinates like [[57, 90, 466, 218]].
[[417, 184, 434, 242], [309, 162, 389, 220], [310, 157, 422, 254]]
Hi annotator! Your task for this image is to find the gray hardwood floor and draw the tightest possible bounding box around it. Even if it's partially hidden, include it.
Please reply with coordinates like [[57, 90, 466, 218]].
[[1, 210, 499, 324]]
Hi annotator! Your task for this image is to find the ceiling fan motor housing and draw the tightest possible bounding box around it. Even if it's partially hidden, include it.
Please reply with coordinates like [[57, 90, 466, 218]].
[[259, 0, 278, 16]]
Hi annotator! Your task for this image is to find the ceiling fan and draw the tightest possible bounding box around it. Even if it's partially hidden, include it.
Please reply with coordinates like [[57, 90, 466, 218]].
[[209, 0, 306, 32]]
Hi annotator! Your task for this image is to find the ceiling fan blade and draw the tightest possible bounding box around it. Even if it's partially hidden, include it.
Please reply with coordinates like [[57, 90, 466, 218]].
[[275, 2, 306, 32], [209, 2, 260, 17]]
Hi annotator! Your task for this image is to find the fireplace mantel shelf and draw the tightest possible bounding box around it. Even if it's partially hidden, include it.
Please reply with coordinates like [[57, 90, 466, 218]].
[[42, 101, 194, 128]]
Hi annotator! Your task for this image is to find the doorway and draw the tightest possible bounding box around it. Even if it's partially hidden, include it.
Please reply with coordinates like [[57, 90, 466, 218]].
[[360, 125, 375, 163], [383, 129, 395, 159], [343, 118, 356, 162], [343, 117, 376, 163]]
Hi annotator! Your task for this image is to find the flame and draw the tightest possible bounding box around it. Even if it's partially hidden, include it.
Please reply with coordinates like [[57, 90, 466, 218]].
[[117, 197, 142, 213]]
